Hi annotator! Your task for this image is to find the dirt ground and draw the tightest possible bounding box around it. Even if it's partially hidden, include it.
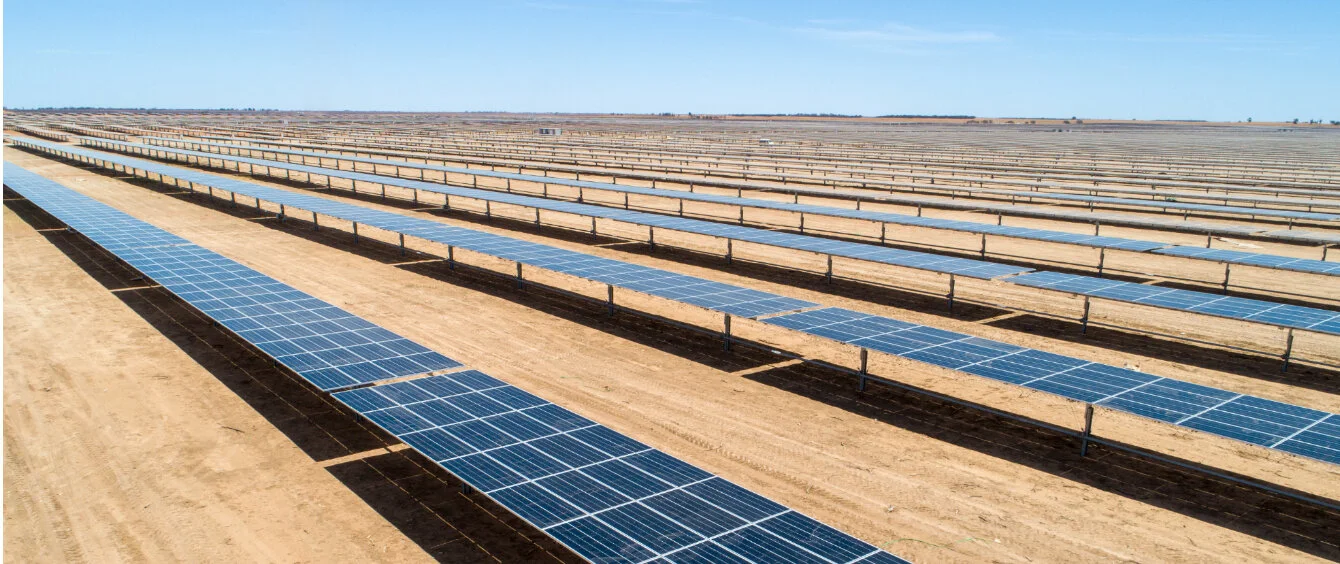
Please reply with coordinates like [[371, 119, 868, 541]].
[[6, 145, 1340, 563]]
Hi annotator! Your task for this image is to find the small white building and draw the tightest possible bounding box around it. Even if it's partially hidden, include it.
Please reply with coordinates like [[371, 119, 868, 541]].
[[758, 138, 773, 145], [537, 128, 562, 135]]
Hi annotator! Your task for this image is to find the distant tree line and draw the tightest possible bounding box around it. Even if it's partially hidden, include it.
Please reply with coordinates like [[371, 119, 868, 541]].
[[728, 113, 866, 118], [877, 114, 976, 119]]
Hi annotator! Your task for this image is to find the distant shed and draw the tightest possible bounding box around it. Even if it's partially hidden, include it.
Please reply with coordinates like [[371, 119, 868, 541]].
[[537, 128, 562, 135]]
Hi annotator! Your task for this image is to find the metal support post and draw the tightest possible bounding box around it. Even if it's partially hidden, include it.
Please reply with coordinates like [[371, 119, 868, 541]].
[[947, 274, 956, 311], [858, 349, 869, 392], [516, 263, 524, 289], [1081, 296, 1091, 334], [353, 222, 360, 243], [1282, 329, 1295, 373], [722, 314, 732, 351], [726, 239, 733, 265], [1222, 264, 1231, 294], [607, 285, 615, 317], [1097, 248, 1106, 277], [398, 233, 406, 256], [485, 200, 492, 220], [826, 255, 833, 283], [1080, 404, 1095, 456], [447, 246, 455, 270]]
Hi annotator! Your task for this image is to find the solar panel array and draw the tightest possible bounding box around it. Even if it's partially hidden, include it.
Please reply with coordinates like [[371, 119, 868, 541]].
[[759, 307, 1340, 465], [1009, 272, 1340, 336], [987, 189, 1340, 222], [6, 162, 907, 564], [139, 136, 1340, 276], [61, 137, 1340, 338], [17, 138, 1340, 466], [1154, 246, 1340, 275], [334, 372, 906, 564], [152, 135, 1340, 222], [88, 138, 1036, 279], [3, 163, 461, 391], [15, 139, 818, 318]]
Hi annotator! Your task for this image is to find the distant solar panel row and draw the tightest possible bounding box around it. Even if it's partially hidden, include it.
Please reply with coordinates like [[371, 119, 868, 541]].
[[2, 164, 461, 391], [987, 189, 1340, 222], [14, 139, 818, 318], [156, 135, 1340, 220], [334, 371, 905, 564], [760, 307, 1340, 465], [5, 163, 906, 564], [1154, 246, 1340, 275], [138, 137, 1174, 253], [86, 138, 1036, 279], [138, 136, 1340, 276], [65, 137, 1340, 337], [1009, 272, 1340, 336]]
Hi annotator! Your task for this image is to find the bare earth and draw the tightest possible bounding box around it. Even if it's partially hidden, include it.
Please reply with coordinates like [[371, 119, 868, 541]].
[[5, 147, 1339, 563]]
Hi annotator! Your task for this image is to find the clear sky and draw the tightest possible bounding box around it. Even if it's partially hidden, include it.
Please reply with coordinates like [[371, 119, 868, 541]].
[[4, 0, 1338, 121]]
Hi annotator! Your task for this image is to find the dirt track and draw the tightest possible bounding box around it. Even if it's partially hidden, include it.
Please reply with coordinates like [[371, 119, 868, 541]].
[[6, 146, 1340, 563]]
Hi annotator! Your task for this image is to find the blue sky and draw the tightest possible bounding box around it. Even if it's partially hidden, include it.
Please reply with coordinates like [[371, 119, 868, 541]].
[[4, 0, 1338, 120]]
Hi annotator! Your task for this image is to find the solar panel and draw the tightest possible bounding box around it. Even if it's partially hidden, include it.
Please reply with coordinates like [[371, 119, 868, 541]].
[[1008, 271, 1340, 336], [759, 307, 1340, 465], [333, 371, 907, 564], [82, 137, 1035, 280], [149, 135, 1340, 221], [14, 139, 819, 319], [988, 189, 1340, 222], [3, 163, 461, 391], [140, 136, 1340, 268], [141, 136, 1174, 254], [1153, 246, 1340, 276]]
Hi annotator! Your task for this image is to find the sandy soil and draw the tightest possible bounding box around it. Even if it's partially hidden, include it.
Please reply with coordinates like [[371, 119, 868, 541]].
[[7, 146, 1340, 563]]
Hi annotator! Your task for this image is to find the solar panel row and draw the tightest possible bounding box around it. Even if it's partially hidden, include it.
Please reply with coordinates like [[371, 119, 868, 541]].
[[139, 136, 1340, 276], [986, 189, 1340, 222], [1009, 272, 1340, 336], [3, 163, 461, 391], [5, 162, 906, 564], [86, 138, 1036, 280], [155, 135, 1340, 221], [14, 139, 819, 319], [333, 371, 906, 564], [63, 137, 1340, 338], [758, 307, 1340, 465]]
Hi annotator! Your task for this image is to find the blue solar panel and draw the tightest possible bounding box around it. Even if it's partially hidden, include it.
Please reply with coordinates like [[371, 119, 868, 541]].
[[1153, 246, 1340, 276], [140, 137, 1340, 277], [1007, 271, 1340, 336], [759, 307, 1340, 466], [333, 372, 907, 564], [3, 163, 461, 391], [141, 136, 1340, 275], [988, 189, 1340, 221], [85, 137, 1035, 279], [14, 138, 819, 318]]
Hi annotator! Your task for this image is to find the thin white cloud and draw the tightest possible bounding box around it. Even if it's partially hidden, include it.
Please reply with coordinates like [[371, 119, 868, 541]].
[[523, 1, 581, 11], [795, 22, 999, 44]]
